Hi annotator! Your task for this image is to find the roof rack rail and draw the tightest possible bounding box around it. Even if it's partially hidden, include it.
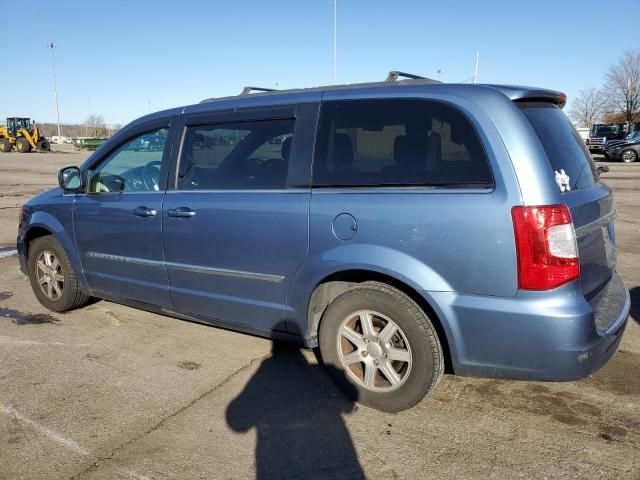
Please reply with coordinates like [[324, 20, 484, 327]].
[[385, 71, 426, 82], [239, 86, 278, 96], [385, 70, 441, 83]]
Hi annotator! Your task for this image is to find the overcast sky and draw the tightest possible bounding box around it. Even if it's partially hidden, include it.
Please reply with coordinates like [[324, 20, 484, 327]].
[[6, 0, 640, 126]]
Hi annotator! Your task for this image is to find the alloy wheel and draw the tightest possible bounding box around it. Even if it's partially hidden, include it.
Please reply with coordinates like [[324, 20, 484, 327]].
[[35, 250, 64, 301], [622, 150, 637, 163], [337, 310, 412, 392]]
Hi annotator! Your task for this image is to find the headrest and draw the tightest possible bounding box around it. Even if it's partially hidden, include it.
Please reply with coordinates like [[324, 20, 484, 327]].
[[393, 135, 426, 166], [281, 136, 292, 160], [426, 133, 441, 170], [332, 133, 354, 167]]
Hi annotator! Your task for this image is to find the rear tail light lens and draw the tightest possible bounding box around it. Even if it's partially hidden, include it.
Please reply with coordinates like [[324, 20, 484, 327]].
[[511, 205, 579, 290]]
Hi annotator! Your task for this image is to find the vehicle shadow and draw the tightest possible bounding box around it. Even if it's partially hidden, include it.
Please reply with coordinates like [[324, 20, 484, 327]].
[[226, 322, 364, 480], [629, 286, 640, 325]]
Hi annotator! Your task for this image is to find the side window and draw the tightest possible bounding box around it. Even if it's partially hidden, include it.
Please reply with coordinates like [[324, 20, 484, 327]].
[[312, 100, 492, 187], [177, 119, 294, 190], [89, 128, 168, 193]]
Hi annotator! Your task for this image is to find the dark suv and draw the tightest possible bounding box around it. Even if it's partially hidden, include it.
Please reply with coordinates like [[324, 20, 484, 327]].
[[604, 131, 640, 162], [18, 76, 630, 412]]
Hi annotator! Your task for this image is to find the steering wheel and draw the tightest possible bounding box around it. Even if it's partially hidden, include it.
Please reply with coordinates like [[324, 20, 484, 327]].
[[142, 161, 162, 191]]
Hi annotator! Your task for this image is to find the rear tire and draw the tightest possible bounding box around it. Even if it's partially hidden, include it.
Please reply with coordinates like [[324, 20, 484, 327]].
[[16, 138, 31, 153], [28, 236, 92, 312], [319, 281, 444, 412], [621, 149, 638, 163], [0, 138, 11, 152]]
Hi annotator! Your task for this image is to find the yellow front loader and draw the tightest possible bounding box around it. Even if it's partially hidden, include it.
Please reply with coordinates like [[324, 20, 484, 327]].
[[0, 117, 50, 153]]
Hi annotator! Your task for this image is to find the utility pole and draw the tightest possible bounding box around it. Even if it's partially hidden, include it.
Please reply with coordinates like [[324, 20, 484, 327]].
[[47, 42, 62, 140], [333, 0, 337, 84], [473, 51, 479, 84], [86, 97, 91, 136]]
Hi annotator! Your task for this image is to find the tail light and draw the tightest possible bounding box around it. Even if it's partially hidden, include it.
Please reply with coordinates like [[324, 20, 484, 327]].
[[511, 205, 579, 290]]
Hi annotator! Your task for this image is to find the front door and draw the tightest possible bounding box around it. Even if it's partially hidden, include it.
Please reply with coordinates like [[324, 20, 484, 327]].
[[162, 105, 316, 334], [74, 122, 174, 306]]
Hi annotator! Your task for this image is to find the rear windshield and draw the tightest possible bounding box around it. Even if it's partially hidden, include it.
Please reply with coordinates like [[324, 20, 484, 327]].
[[520, 104, 597, 191]]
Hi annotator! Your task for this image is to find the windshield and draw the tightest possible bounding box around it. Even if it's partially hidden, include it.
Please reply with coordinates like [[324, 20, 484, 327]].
[[14, 119, 30, 129], [594, 126, 616, 136], [521, 104, 597, 191]]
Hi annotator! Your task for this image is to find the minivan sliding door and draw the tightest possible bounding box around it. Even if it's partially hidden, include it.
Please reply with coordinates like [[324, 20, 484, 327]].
[[162, 103, 318, 334]]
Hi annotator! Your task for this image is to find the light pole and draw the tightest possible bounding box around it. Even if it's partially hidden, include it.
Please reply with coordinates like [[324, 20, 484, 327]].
[[333, 0, 337, 84], [47, 42, 62, 140]]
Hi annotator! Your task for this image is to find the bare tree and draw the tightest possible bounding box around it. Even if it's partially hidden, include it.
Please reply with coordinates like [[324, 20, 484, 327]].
[[604, 49, 640, 122], [85, 113, 106, 136], [568, 87, 607, 128]]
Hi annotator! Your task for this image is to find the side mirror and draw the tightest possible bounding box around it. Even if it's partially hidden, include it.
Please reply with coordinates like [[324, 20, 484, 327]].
[[58, 166, 83, 191], [597, 165, 609, 174]]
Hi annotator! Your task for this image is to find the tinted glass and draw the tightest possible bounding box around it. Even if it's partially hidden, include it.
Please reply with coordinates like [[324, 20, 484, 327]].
[[521, 104, 596, 191], [313, 99, 492, 187], [90, 128, 168, 193], [178, 119, 294, 190]]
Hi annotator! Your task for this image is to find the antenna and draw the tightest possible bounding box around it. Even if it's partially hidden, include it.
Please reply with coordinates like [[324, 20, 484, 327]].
[[473, 51, 479, 84]]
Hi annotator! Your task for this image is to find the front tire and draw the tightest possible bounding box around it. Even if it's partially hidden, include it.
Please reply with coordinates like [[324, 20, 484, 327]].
[[28, 236, 91, 312], [621, 149, 638, 163], [319, 281, 444, 412], [37, 139, 50, 151], [16, 138, 31, 153]]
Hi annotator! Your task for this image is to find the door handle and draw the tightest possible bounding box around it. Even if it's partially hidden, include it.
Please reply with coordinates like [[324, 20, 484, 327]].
[[168, 207, 196, 218], [132, 206, 157, 217]]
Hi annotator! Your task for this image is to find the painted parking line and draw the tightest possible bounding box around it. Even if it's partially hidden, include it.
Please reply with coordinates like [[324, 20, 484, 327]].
[[0, 248, 17, 259], [0, 403, 151, 479], [0, 403, 89, 455], [0, 335, 89, 346]]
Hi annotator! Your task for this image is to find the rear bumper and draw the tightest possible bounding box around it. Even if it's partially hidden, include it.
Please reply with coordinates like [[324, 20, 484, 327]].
[[425, 273, 629, 381]]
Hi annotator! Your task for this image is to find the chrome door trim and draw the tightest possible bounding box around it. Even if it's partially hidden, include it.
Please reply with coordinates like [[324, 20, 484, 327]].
[[86, 252, 164, 267], [86, 252, 284, 283], [165, 261, 284, 282], [165, 188, 310, 194]]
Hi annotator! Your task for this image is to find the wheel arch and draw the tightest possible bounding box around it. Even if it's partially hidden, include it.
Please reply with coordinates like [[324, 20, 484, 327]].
[[22, 212, 87, 290], [23, 225, 55, 264], [305, 269, 454, 374]]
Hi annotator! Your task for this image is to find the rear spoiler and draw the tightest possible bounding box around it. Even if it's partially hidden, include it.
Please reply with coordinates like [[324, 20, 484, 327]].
[[487, 85, 567, 109]]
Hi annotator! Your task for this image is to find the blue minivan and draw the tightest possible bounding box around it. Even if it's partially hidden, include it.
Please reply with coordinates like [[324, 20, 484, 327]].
[[18, 74, 630, 411]]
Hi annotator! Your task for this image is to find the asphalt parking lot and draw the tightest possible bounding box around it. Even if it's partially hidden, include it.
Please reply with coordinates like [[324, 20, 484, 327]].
[[0, 146, 638, 479]]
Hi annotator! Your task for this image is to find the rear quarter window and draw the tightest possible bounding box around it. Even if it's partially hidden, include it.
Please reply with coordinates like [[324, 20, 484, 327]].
[[520, 104, 597, 191], [312, 99, 493, 187]]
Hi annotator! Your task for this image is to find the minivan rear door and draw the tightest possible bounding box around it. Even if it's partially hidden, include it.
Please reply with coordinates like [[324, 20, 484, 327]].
[[162, 102, 319, 334], [520, 104, 616, 298]]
